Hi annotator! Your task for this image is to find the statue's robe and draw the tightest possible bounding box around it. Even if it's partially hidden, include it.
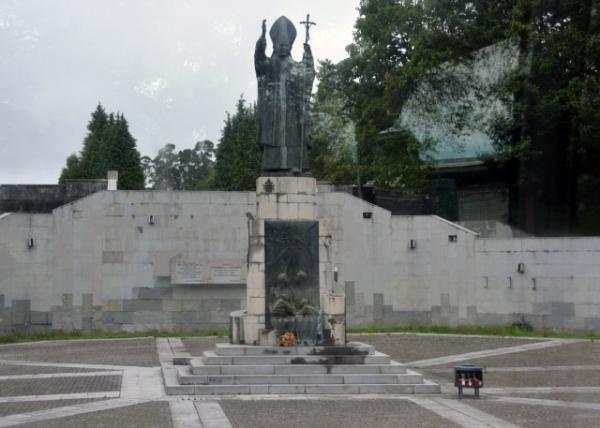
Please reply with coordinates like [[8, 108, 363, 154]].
[[255, 44, 315, 174]]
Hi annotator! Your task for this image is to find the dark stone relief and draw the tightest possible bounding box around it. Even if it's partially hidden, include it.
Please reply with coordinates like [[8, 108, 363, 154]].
[[265, 220, 320, 345]]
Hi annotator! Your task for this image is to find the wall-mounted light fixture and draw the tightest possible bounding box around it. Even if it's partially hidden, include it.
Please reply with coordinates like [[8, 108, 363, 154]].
[[147, 215, 155, 225], [362, 212, 372, 219], [508, 276, 513, 289], [334, 266, 338, 283], [26, 237, 35, 249], [409, 239, 417, 250], [448, 235, 458, 243], [532, 277, 537, 290], [517, 262, 525, 274]]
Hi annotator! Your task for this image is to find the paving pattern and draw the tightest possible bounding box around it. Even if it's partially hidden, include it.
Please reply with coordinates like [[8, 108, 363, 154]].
[[348, 333, 544, 363], [0, 399, 102, 417], [220, 399, 461, 428], [0, 334, 596, 427], [0, 338, 159, 367]]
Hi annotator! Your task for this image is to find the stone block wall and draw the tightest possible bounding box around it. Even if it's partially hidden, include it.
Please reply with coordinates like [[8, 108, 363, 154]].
[[0, 285, 243, 335], [0, 190, 252, 334], [1, 188, 600, 334]]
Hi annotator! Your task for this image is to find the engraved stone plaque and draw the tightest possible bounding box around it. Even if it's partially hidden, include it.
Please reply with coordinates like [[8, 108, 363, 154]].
[[171, 262, 204, 284], [210, 266, 243, 284], [170, 259, 245, 285], [265, 220, 320, 345]]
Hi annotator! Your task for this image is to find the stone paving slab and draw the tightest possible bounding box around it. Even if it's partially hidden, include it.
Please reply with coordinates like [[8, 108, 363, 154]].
[[14, 401, 173, 428], [348, 333, 544, 363], [467, 400, 600, 428], [0, 364, 111, 376], [0, 335, 596, 427], [219, 399, 461, 428], [509, 392, 600, 404], [429, 340, 600, 368], [0, 375, 122, 396], [182, 337, 230, 356], [0, 338, 159, 367], [483, 369, 600, 388], [0, 399, 103, 417]]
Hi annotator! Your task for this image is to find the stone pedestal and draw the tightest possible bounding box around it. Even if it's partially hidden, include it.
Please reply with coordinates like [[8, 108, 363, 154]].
[[231, 176, 345, 346]]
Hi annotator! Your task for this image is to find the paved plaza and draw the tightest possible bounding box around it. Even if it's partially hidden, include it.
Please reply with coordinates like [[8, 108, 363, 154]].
[[0, 334, 597, 427]]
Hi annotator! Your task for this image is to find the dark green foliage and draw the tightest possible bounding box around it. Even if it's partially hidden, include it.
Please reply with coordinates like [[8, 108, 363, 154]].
[[489, 0, 600, 234], [309, 61, 358, 184], [317, 0, 599, 234], [78, 104, 110, 180], [212, 96, 261, 191], [58, 103, 145, 190], [143, 140, 215, 190], [317, 0, 516, 191], [102, 113, 145, 190], [58, 154, 81, 185]]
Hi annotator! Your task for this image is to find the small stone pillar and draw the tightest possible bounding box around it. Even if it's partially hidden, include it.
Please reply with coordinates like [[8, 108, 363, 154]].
[[107, 171, 118, 191]]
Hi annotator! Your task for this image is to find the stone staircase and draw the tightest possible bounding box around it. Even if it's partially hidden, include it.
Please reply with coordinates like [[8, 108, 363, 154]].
[[162, 342, 440, 395]]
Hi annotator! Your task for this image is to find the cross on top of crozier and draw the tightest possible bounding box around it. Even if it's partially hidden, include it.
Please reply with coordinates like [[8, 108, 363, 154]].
[[300, 14, 316, 44]]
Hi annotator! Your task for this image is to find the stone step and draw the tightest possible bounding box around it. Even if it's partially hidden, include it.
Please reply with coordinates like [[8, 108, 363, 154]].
[[201, 351, 391, 366], [190, 361, 406, 376], [178, 368, 422, 386], [214, 342, 375, 356], [166, 381, 440, 395]]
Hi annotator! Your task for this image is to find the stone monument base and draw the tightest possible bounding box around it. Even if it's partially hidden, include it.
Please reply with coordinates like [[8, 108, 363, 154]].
[[162, 341, 440, 395], [233, 176, 345, 347]]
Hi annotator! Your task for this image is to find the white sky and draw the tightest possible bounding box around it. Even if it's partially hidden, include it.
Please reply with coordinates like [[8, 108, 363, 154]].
[[0, 0, 360, 184]]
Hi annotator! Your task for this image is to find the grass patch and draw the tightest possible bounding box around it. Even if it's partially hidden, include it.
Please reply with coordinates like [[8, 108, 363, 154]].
[[0, 328, 229, 345], [347, 324, 600, 340]]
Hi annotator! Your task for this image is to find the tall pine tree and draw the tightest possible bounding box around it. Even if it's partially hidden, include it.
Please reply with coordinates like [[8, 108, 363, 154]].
[[59, 104, 145, 189], [212, 97, 261, 190]]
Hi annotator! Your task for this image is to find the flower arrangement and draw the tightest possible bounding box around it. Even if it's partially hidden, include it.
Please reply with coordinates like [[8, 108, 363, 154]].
[[278, 331, 297, 347]]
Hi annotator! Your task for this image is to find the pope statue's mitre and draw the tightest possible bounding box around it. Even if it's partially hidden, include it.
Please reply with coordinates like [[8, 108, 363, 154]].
[[269, 16, 297, 46]]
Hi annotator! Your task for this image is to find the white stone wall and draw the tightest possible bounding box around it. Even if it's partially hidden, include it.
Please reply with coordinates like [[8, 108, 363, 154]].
[[1, 189, 600, 332], [316, 193, 600, 331], [0, 191, 255, 332]]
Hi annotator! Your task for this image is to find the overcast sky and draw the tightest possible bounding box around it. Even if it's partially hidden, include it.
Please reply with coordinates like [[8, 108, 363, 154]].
[[0, 0, 360, 184]]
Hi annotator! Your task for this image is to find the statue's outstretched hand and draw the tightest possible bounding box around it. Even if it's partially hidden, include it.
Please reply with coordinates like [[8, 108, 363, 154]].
[[257, 19, 267, 49]]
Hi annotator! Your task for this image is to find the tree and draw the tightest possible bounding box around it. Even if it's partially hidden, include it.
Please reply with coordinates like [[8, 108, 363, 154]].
[[309, 60, 358, 184], [79, 103, 110, 179], [144, 141, 216, 190], [58, 104, 145, 189], [330, 0, 600, 234], [58, 154, 81, 184], [144, 144, 180, 190], [212, 96, 261, 191], [321, 0, 517, 191], [102, 113, 145, 190], [490, 0, 600, 234]]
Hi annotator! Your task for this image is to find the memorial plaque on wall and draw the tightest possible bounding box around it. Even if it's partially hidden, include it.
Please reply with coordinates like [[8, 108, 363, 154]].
[[265, 220, 320, 345], [170, 259, 246, 285], [210, 266, 243, 284], [171, 261, 205, 284]]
